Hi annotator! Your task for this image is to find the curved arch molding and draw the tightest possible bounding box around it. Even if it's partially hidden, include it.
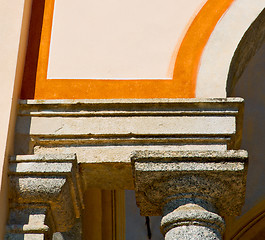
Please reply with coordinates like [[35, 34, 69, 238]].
[[22, 0, 234, 99], [225, 199, 265, 239], [196, 0, 265, 98], [227, 8, 265, 96]]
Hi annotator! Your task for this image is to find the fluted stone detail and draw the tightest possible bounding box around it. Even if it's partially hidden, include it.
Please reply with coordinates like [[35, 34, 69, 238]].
[[131, 150, 248, 239]]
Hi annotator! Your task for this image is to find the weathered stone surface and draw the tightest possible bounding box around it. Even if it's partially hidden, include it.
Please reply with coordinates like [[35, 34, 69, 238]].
[[11, 98, 246, 239], [36, 145, 228, 190], [161, 198, 225, 240], [7, 154, 84, 236], [131, 150, 248, 239], [16, 98, 244, 156], [132, 150, 248, 216], [52, 219, 81, 240], [5, 205, 53, 240], [14, 98, 244, 191], [5, 234, 46, 240], [164, 225, 221, 240]]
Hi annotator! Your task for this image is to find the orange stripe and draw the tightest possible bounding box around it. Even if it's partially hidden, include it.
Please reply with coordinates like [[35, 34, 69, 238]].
[[28, 0, 234, 99], [172, 0, 234, 97]]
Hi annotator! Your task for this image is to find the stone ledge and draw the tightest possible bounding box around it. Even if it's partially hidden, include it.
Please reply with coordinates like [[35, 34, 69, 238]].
[[15, 98, 244, 155], [131, 150, 248, 160]]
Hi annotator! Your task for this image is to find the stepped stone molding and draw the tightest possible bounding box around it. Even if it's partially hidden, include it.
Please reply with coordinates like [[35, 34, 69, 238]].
[[131, 150, 248, 239], [6, 154, 84, 239], [11, 98, 247, 239], [16, 98, 243, 149], [15, 98, 244, 190]]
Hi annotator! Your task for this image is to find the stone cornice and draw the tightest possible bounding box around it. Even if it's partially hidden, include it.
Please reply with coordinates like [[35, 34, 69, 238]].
[[16, 98, 243, 149], [18, 97, 244, 149], [14, 98, 245, 191]]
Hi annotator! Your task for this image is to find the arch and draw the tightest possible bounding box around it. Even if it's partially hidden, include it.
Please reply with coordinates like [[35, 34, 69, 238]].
[[226, 198, 265, 239], [223, 10, 265, 238], [21, 0, 234, 99], [196, 0, 265, 98], [224, 42, 265, 239], [227, 8, 265, 95]]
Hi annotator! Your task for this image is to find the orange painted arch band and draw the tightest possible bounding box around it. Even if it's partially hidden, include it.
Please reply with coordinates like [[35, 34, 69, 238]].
[[22, 0, 234, 99]]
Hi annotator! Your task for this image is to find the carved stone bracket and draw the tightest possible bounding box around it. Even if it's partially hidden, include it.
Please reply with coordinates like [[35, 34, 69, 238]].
[[131, 150, 248, 239], [5, 154, 84, 239]]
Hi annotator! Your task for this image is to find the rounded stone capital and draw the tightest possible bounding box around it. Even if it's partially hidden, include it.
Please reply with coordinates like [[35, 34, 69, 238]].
[[161, 197, 225, 240]]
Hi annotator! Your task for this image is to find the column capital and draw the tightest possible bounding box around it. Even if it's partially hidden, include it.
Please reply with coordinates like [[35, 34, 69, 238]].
[[131, 150, 248, 216], [8, 154, 84, 233]]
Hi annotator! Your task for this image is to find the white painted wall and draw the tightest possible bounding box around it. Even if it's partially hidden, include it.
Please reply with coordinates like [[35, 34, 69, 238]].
[[47, 0, 206, 79]]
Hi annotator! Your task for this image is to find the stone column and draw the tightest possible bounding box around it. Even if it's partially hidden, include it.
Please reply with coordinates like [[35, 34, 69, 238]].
[[5, 154, 84, 239], [131, 150, 248, 240], [161, 196, 225, 240]]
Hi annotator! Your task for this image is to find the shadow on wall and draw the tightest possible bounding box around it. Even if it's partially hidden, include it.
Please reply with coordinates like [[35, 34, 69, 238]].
[[227, 8, 265, 96], [230, 41, 265, 214], [126, 190, 163, 240]]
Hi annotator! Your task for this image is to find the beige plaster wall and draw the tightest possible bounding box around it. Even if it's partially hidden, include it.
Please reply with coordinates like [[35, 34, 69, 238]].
[[47, 0, 206, 79], [0, 0, 32, 237]]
